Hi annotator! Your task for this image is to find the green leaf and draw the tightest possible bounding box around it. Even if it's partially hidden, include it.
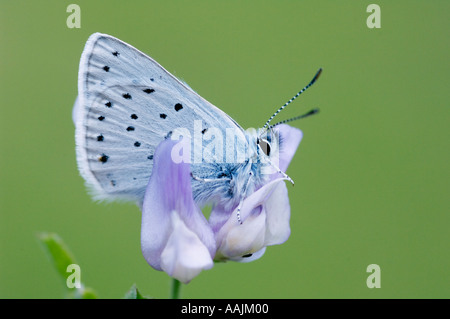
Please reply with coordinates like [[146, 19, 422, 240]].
[[75, 287, 98, 299], [124, 284, 151, 299], [37, 232, 77, 279], [37, 232, 98, 299]]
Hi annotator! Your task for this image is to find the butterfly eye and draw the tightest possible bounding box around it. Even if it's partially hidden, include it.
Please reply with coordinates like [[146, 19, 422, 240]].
[[258, 139, 271, 156]]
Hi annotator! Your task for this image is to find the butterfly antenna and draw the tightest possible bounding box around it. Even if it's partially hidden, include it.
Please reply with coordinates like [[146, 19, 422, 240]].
[[260, 109, 319, 186], [268, 108, 320, 130], [262, 68, 322, 132]]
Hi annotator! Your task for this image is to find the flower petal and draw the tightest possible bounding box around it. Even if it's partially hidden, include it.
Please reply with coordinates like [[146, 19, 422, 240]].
[[263, 181, 291, 246], [213, 178, 288, 260], [233, 247, 267, 263], [215, 207, 266, 260], [234, 178, 287, 225], [141, 139, 215, 276], [160, 210, 214, 284], [276, 124, 303, 172]]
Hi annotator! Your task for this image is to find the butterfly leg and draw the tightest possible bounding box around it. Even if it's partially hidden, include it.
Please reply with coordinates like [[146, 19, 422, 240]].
[[236, 201, 244, 225], [236, 171, 254, 225], [267, 159, 295, 186]]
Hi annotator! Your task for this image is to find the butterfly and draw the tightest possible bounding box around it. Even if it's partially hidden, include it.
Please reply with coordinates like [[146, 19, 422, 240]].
[[74, 33, 321, 219]]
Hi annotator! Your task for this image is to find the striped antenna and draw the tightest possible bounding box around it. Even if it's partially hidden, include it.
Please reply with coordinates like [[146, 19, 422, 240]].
[[268, 108, 320, 130], [262, 68, 322, 130]]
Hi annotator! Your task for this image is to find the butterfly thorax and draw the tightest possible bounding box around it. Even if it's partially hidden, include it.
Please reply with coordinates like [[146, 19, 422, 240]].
[[190, 127, 280, 212]]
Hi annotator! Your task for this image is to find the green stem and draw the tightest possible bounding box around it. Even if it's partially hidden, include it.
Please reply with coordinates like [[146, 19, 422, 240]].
[[170, 278, 182, 299]]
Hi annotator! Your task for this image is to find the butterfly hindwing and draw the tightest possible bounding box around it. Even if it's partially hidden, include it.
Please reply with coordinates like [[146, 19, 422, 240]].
[[75, 33, 246, 203]]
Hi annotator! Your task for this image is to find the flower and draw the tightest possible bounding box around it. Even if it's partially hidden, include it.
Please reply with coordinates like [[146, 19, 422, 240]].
[[140, 140, 216, 284], [210, 124, 303, 262], [211, 177, 292, 262], [140, 124, 302, 283]]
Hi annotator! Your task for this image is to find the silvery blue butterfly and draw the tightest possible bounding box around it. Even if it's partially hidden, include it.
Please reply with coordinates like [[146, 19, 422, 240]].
[[74, 33, 321, 220]]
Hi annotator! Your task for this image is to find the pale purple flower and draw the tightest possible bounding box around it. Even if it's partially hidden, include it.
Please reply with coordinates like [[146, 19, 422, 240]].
[[140, 140, 216, 283], [140, 124, 302, 283]]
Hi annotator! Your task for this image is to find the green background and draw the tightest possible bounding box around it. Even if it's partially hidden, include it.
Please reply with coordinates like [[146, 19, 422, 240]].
[[1, 1, 448, 298]]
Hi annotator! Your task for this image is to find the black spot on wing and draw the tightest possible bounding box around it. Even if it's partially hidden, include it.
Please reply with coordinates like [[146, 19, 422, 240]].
[[143, 88, 155, 94], [123, 93, 132, 99], [98, 154, 109, 163], [174, 103, 183, 111]]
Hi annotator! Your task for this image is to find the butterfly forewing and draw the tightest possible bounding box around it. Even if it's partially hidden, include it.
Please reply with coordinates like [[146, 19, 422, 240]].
[[75, 33, 245, 203]]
